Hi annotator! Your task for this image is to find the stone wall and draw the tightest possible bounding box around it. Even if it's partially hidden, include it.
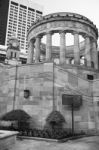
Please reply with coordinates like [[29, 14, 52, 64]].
[[0, 62, 98, 131], [0, 65, 9, 116], [92, 79, 99, 130], [0, 62, 54, 128], [54, 65, 95, 131]]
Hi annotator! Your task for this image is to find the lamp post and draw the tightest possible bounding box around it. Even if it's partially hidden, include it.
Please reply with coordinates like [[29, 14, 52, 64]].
[[71, 101, 74, 135], [62, 94, 82, 135], [53, 62, 56, 111], [13, 65, 18, 110]]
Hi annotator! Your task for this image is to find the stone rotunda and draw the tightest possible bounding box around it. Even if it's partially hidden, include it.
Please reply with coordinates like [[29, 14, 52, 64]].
[[27, 12, 98, 70]]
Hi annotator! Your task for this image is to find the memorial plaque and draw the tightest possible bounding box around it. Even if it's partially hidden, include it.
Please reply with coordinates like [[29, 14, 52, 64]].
[[62, 94, 82, 109]]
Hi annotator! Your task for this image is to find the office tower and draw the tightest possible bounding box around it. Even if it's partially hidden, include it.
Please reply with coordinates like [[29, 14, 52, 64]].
[[0, 0, 43, 53]]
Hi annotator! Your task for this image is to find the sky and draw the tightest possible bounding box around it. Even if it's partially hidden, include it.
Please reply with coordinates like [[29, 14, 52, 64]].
[[34, 0, 99, 29], [33, 0, 99, 45]]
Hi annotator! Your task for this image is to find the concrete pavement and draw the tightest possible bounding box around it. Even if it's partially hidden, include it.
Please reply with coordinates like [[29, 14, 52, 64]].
[[10, 136, 99, 150]]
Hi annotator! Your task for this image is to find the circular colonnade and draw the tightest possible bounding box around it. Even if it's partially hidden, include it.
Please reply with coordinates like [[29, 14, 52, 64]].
[[27, 12, 98, 69]]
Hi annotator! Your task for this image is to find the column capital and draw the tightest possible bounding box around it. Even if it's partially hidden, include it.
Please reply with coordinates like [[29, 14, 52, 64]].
[[46, 31, 54, 35], [72, 31, 79, 35], [59, 30, 66, 35], [82, 33, 90, 39], [90, 37, 97, 44], [35, 34, 42, 39], [30, 38, 35, 42]]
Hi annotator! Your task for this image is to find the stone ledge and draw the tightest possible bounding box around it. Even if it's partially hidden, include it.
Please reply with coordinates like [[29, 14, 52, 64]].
[[0, 130, 18, 150], [17, 134, 88, 143], [17, 130, 99, 143], [0, 130, 18, 139]]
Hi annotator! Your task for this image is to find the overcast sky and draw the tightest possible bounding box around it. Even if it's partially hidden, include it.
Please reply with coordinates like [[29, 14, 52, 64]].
[[34, 0, 99, 30]]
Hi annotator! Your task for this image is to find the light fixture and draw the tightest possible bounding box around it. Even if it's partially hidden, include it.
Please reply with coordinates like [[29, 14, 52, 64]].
[[24, 89, 30, 98]]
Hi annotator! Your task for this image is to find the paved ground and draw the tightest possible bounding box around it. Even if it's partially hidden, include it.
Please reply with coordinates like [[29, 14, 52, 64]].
[[10, 136, 99, 150]]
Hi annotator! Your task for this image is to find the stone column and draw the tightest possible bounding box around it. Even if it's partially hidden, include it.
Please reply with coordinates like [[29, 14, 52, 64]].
[[66, 58, 71, 64], [27, 39, 34, 64], [35, 35, 41, 63], [46, 32, 52, 61], [85, 36, 91, 67], [91, 40, 98, 69], [73, 32, 80, 65], [59, 31, 66, 64]]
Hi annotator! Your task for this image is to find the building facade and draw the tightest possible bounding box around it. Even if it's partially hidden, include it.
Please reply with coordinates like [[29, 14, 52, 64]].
[[0, 0, 43, 53], [0, 45, 27, 64], [0, 12, 99, 132]]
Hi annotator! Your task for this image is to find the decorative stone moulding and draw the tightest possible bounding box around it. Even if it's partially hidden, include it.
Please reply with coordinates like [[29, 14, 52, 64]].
[[28, 12, 98, 40]]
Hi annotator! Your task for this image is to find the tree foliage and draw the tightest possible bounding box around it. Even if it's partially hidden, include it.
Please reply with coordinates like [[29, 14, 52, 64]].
[[45, 110, 66, 125]]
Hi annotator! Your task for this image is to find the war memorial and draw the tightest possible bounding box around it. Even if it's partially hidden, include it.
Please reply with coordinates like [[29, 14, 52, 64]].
[[0, 12, 99, 134]]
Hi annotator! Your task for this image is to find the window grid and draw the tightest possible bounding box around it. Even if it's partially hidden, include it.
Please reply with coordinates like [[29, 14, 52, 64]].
[[6, 1, 42, 52]]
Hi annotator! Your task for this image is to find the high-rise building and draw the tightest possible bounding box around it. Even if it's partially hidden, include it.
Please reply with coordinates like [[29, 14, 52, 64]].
[[0, 0, 43, 53]]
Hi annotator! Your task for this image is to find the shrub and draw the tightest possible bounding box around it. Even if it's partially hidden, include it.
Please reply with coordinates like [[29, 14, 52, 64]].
[[18, 120, 29, 131], [28, 117, 40, 130], [44, 110, 67, 139], [46, 110, 66, 124]]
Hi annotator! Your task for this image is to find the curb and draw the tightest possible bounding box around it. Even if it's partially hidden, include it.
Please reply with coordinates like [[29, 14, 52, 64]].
[[17, 134, 92, 143], [17, 136, 58, 142]]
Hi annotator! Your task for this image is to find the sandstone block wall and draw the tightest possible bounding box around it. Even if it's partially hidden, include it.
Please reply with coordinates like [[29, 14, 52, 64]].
[[54, 65, 95, 131], [0, 62, 98, 131], [0, 62, 54, 128]]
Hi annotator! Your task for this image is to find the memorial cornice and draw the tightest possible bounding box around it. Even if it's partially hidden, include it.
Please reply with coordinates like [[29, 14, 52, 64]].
[[27, 12, 98, 39]]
